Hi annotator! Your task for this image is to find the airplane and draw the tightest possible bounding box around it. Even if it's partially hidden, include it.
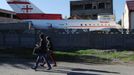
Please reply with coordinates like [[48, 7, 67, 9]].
[[6, 0, 122, 31]]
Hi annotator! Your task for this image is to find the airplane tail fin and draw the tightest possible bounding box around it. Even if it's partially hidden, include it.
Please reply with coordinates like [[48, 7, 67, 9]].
[[6, 0, 43, 13]]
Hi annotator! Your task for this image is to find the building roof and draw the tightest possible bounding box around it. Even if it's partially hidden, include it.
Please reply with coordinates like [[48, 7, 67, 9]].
[[0, 8, 16, 14], [127, 1, 134, 11]]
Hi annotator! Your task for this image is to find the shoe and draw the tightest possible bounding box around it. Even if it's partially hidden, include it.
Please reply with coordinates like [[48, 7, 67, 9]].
[[40, 64, 44, 67], [31, 66, 37, 71], [40, 64, 47, 68], [47, 67, 52, 70], [53, 64, 57, 67]]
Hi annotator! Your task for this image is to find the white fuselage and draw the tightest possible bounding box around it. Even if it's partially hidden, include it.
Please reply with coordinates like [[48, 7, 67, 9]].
[[25, 19, 121, 31]]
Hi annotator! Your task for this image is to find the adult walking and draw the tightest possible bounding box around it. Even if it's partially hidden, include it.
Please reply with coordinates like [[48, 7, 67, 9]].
[[40, 36, 57, 67], [32, 33, 52, 70]]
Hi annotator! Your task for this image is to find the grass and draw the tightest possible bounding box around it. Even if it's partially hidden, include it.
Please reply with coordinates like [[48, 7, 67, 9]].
[[55, 49, 134, 64], [0, 48, 134, 64], [121, 55, 134, 62], [77, 50, 130, 59]]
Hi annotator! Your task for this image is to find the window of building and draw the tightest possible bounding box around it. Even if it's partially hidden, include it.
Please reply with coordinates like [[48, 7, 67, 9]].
[[85, 4, 92, 9], [93, 6, 97, 9], [98, 3, 105, 9], [0, 12, 11, 18], [106, 3, 111, 9], [71, 5, 84, 10], [93, 14, 97, 19]]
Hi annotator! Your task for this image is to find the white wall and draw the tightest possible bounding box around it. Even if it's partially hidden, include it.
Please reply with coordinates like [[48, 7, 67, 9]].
[[123, 3, 129, 29]]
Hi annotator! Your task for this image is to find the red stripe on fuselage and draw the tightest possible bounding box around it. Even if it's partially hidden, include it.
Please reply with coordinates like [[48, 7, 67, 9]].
[[68, 26, 115, 28], [7, 1, 30, 4], [16, 13, 62, 20]]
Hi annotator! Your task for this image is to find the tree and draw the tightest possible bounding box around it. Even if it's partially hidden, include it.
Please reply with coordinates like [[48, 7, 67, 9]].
[[118, 20, 121, 25]]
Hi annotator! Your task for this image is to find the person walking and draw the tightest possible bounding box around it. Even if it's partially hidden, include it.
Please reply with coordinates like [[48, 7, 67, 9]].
[[32, 33, 52, 70], [40, 36, 57, 67]]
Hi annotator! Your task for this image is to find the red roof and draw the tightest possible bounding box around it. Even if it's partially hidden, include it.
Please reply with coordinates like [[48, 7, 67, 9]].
[[127, 1, 134, 11], [0, 8, 16, 14]]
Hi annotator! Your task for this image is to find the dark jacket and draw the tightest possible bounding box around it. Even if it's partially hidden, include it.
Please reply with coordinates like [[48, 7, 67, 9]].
[[39, 39, 47, 53], [33, 36, 47, 55]]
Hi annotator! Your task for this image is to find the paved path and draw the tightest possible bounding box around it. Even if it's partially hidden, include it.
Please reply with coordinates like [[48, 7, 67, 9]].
[[0, 58, 134, 75]]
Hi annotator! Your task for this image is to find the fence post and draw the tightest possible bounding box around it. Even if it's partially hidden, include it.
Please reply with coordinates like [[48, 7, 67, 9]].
[[17, 31, 21, 48], [2, 31, 6, 48], [34, 29, 38, 45]]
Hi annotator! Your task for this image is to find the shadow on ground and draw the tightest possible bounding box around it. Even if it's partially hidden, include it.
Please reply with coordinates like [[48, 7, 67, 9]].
[[67, 72, 99, 75], [0, 57, 33, 70], [35, 65, 120, 75], [0, 57, 120, 75], [56, 54, 112, 64], [72, 68, 120, 74], [37, 69, 100, 75]]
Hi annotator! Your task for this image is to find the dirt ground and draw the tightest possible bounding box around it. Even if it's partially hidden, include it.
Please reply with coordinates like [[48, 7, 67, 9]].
[[0, 58, 134, 75]]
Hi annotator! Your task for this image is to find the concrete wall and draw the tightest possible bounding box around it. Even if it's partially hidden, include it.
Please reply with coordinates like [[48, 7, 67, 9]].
[[50, 34, 134, 50], [1, 29, 134, 50], [0, 33, 36, 48], [41, 29, 134, 50]]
